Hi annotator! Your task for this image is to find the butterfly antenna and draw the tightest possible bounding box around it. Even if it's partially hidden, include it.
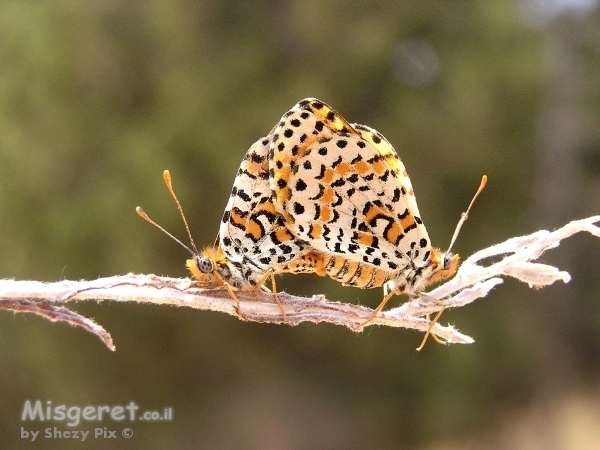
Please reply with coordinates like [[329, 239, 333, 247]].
[[447, 175, 487, 253], [212, 233, 221, 250], [161, 170, 200, 255], [136, 206, 195, 256]]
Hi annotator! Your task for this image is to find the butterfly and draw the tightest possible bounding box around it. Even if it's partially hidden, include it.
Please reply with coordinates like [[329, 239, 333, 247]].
[[137, 136, 324, 321], [268, 98, 484, 343]]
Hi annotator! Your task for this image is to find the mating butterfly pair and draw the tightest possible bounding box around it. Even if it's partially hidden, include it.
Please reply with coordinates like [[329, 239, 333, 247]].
[[138, 98, 484, 346]]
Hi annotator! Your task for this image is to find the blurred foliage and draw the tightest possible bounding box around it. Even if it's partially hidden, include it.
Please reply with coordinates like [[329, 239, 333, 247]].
[[1, 1, 600, 449]]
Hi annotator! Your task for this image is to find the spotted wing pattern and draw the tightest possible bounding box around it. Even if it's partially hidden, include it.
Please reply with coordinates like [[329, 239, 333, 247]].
[[210, 135, 322, 289], [269, 98, 456, 295]]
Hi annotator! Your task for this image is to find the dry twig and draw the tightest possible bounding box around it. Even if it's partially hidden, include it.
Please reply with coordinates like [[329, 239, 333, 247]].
[[1, 215, 598, 350]]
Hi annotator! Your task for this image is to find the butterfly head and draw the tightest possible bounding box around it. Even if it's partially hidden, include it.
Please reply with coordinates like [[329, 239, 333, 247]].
[[187, 247, 228, 288], [188, 246, 264, 290], [426, 247, 460, 287]]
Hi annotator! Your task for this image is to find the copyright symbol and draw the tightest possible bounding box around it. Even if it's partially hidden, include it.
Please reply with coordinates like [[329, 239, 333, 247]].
[[122, 428, 133, 438]]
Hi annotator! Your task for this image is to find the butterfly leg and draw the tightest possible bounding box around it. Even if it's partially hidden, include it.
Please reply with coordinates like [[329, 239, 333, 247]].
[[416, 295, 448, 351], [253, 268, 286, 323], [222, 282, 245, 320], [416, 308, 447, 351], [354, 289, 397, 331]]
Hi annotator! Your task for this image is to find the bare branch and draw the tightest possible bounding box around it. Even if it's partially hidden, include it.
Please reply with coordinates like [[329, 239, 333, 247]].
[[0, 215, 598, 350], [0, 297, 115, 351]]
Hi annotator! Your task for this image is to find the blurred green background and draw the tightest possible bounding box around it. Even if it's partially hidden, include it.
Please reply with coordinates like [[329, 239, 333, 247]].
[[1, 1, 600, 449]]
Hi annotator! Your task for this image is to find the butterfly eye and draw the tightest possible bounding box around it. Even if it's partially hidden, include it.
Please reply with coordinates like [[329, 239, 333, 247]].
[[197, 256, 214, 274], [442, 253, 453, 271]]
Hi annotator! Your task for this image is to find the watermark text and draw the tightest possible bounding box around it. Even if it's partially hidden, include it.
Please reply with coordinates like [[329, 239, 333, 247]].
[[21, 400, 172, 427]]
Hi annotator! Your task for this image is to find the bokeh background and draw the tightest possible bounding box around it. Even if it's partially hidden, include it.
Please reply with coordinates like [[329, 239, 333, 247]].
[[1, 1, 600, 449]]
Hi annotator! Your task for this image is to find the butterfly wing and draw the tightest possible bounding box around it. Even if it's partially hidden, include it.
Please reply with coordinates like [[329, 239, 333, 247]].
[[270, 99, 434, 279], [219, 136, 311, 269]]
